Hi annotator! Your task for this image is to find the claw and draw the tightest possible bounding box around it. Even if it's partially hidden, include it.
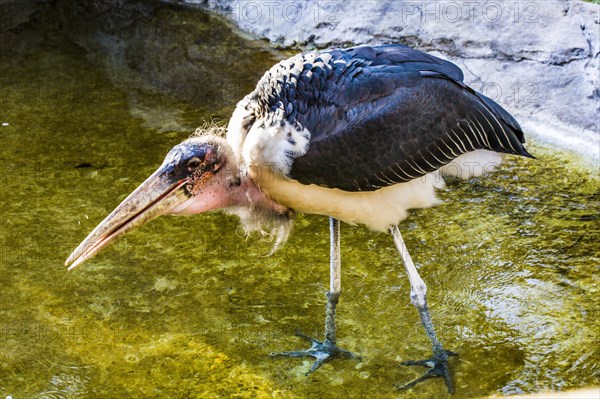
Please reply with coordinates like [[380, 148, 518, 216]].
[[397, 350, 457, 394], [271, 332, 360, 375]]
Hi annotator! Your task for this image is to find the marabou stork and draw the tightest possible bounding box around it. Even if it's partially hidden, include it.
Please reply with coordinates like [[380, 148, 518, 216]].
[[66, 44, 533, 393]]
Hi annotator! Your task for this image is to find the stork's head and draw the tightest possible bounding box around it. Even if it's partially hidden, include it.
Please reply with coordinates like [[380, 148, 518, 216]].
[[65, 134, 290, 270]]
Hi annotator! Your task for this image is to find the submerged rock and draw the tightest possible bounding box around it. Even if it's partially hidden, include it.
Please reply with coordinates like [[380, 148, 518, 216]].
[[53, 0, 281, 113]]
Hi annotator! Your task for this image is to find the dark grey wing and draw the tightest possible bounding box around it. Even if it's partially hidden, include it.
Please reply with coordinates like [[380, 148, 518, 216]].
[[277, 45, 532, 191]]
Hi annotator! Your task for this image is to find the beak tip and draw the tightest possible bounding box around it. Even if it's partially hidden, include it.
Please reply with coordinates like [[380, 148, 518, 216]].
[[65, 254, 84, 271], [65, 252, 81, 270], [64, 166, 182, 272], [65, 250, 74, 263]]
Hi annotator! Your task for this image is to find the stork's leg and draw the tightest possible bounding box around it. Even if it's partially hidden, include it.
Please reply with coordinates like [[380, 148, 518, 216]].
[[390, 226, 457, 393], [271, 217, 359, 375]]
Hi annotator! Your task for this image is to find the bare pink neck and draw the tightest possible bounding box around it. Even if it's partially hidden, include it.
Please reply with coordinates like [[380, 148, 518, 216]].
[[232, 175, 290, 216]]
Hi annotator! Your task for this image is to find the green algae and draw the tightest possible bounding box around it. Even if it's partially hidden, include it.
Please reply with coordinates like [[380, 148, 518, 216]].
[[1, 25, 599, 399]]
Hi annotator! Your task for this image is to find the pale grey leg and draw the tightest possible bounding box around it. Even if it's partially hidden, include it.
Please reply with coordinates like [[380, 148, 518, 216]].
[[390, 225, 456, 393], [271, 218, 358, 375], [324, 216, 341, 345]]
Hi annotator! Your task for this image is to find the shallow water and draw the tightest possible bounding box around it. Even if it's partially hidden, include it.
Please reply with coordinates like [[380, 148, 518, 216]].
[[1, 22, 599, 399]]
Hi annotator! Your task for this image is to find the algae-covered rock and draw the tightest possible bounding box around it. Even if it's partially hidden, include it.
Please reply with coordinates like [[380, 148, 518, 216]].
[[55, 0, 281, 113]]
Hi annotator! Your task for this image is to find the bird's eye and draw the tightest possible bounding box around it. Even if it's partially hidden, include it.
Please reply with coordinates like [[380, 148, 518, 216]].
[[187, 157, 202, 170]]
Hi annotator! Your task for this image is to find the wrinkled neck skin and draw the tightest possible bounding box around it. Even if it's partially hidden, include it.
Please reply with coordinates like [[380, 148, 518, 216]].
[[233, 174, 290, 216], [171, 157, 289, 218]]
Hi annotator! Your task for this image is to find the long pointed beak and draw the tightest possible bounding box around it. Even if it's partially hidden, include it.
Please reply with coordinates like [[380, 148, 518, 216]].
[[65, 167, 189, 270]]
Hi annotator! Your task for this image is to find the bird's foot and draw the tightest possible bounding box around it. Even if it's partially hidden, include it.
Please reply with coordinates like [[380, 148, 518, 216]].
[[270, 331, 360, 375], [396, 350, 458, 394]]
